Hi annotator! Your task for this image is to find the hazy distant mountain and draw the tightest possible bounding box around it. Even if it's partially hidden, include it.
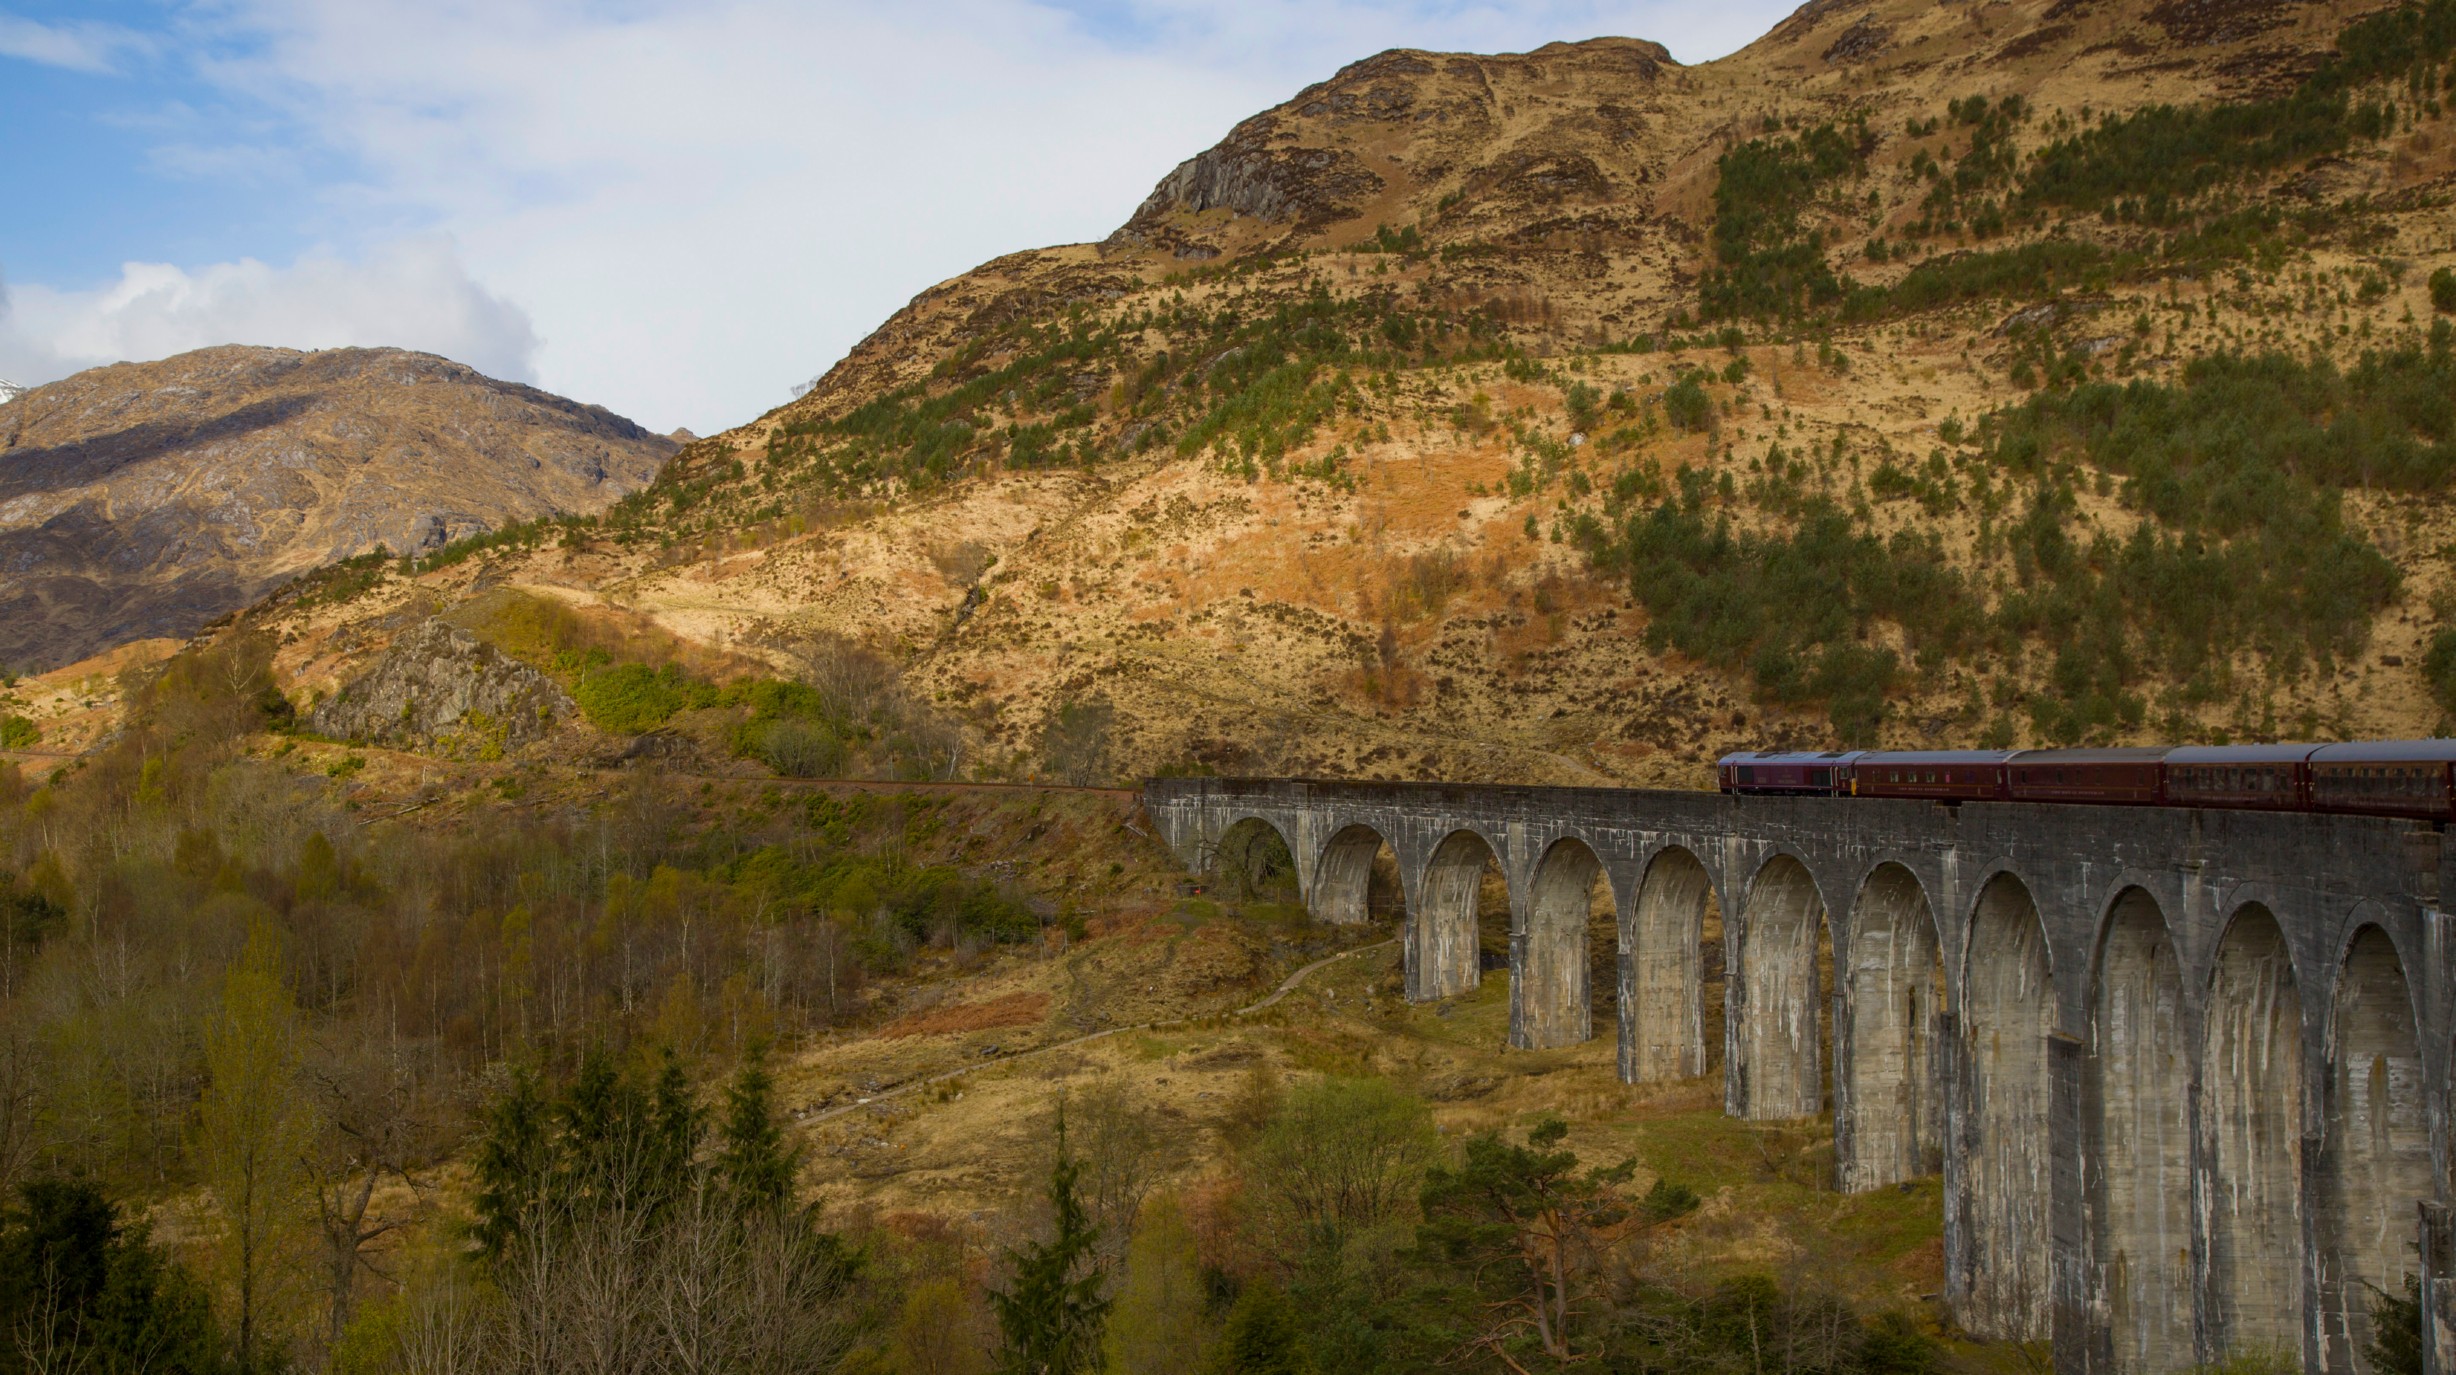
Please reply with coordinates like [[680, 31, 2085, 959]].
[[0, 345, 674, 672]]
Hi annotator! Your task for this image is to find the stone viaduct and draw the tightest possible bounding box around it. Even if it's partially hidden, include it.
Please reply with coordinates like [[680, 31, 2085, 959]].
[[1142, 776, 2456, 1375]]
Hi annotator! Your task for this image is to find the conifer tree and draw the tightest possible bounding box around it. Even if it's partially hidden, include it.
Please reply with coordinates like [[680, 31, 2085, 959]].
[[646, 1047, 701, 1208], [716, 1042, 797, 1217], [1213, 1280, 1306, 1375], [990, 1112, 1110, 1375], [0, 1179, 224, 1374], [471, 1067, 549, 1261]]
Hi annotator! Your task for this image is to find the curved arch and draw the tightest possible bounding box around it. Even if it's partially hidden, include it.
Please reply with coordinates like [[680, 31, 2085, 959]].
[[1961, 871, 2055, 1342], [2210, 881, 2317, 995], [1409, 829, 1501, 1002], [1516, 837, 1616, 1051], [1313, 822, 1402, 927], [1214, 816, 1300, 903], [1734, 853, 1828, 1121], [1842, 862, 1944, 1192], [2328, 904, 2422, 1029], [2320, 923, 2431, 1372], [2092, 887, 2191, 1374], [2204, 902, 2304, 1360], [1627, 846, 1716, 1084]]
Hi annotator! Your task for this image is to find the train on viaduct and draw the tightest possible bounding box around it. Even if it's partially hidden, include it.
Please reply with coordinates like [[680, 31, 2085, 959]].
[[1140, 775, 2456, 1375]]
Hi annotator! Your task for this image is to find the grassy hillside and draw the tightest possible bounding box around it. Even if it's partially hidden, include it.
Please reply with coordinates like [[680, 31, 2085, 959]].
[[231, 0, 2456, 790]]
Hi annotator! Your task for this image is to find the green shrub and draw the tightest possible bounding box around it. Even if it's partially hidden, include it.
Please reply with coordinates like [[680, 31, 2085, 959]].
[[1639, 1178, 1700, 1221], [291, 547, 394, 609], [1982, 345, 2423, 682], [1662, 375, 1714, 433], [749, 718, 847, 778], [2431, 267, 2456, 314], [2425, 630, 2456, 716], [2365, 1274, 2424, 1375], [759, 286, 1501, 502], [1585, 491, 1964, 742], [1564, 380, 1603, 433], [1844, 239, 2110, 320], [1585, 338, 2434, 739], [1, 873, 63, 947], [1699, 122, 1866, 321], [1698, 3, 2443, 328], [573, 662, 714, 734], [408, 516, 562, 574], [0, 716, 37, 749]]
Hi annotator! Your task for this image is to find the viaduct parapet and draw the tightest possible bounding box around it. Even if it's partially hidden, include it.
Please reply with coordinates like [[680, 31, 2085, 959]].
[[1141, 775, 2456, 1375]]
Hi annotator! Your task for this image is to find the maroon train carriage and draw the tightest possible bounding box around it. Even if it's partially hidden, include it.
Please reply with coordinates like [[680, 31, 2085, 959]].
[[1716, 751, 1863, 796], [2003, 747, 2169, 806], [2164, 743, 2315, 811], [2306, 739, 2456, 819], [1849, 750, 2016, 801], [1718, 737, 2456, 819]]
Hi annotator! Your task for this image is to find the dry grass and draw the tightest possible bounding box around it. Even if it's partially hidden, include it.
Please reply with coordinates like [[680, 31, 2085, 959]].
[[877, 992, 1052, 1039]]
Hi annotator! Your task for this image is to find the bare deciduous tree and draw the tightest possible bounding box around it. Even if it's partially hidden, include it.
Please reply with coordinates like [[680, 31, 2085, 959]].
[[303, 1020, 440, 1357]]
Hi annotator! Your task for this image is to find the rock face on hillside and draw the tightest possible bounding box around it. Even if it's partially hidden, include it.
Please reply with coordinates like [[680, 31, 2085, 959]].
[[0, 345, 673, 672], [310, 618, 571, 755]]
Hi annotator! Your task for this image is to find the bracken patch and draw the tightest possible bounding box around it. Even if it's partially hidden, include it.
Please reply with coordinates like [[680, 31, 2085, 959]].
[[877, 991, 1052, 1038]]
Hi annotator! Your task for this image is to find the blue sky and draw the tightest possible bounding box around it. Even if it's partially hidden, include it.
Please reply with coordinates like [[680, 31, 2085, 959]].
[[1, 0, 1802, 433]]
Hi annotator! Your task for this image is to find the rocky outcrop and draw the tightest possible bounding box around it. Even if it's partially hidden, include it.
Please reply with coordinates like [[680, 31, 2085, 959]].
[[1118, 122, 1387, 236], [311, 618, 571, 757]]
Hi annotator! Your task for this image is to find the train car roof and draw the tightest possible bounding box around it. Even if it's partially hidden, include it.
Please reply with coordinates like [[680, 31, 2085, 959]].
[[2007, 747, 2174, 764], [2307, 739, 2456, 762], [1856, 750, 2019, 765], [2166, 744, 2321, 763], [1715, 751, 1867, 765]]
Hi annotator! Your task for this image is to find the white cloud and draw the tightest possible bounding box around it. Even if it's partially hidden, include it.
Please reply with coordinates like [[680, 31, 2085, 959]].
[[10, 0, 1802, 432], [0, 238, 539, 387], [0, 14, 152, 73]]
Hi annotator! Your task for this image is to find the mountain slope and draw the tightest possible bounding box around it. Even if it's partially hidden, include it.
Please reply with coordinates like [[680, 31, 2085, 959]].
[[258, 0, 2456, 786], [0, 345, 675, 672]]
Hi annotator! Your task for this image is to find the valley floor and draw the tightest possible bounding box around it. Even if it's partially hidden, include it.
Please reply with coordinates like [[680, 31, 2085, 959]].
[[788, 910, 1951, 1334]]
